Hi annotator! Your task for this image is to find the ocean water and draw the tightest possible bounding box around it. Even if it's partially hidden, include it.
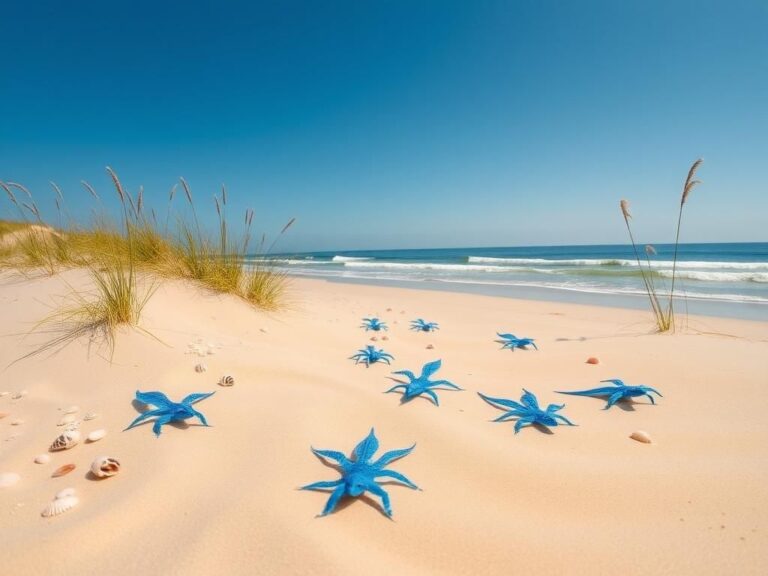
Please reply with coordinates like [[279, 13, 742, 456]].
[[252, 243, 768, 321]]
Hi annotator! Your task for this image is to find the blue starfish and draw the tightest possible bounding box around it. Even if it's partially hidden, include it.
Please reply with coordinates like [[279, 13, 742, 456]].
[[497, 332, 538, 350], [125, 390, 214, 437], [361, 317, 388, 331], [478, 389, 575, 433], [557, 379, 663, 409], [410, 318, 439, 332], [301, 428, 419, 517], [350, 345, 394, 367], [386, 359, 461, 406]]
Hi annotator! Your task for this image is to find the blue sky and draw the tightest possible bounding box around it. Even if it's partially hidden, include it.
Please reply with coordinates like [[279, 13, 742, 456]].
[[1, 1, 766, 252]]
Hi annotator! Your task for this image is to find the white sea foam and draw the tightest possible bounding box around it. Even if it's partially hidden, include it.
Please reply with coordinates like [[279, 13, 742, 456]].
[[467, 256, 768, 270], [657, 270, 768, 283], [332, 255, 372, 262]]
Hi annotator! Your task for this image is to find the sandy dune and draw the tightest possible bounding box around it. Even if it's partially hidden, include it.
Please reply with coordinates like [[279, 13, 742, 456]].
[[1, 271, 766, 575]]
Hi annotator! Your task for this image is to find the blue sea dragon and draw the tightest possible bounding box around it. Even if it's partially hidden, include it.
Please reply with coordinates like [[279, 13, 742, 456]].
[[361, 317, 388, 331], [301, 428, 419, 517], [350, 345, 394, 367], [497, 332, 538, 350], [410, 318, 439, 332], [557, 379, 662, 409], [477, 389, 575, 433], [386, 359, 461, 406], [125, 390, 215, 437]]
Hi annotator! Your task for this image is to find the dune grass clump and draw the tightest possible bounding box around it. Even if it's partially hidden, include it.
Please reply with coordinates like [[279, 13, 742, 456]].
[[620, 159, 702, 332], [1, 167, 293, 357]]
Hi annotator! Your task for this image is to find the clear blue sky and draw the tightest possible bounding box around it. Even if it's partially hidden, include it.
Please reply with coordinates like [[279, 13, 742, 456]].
[[1, 1, 766, 252]]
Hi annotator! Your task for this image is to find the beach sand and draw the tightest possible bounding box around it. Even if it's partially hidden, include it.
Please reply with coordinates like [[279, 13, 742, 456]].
[[1, 271, 767, 575]]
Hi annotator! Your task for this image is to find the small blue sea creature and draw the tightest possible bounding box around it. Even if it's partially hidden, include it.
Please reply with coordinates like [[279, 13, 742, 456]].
[[361, 317, 388, 331], [496, 332, 538, 351], [410, 318, 439, 332], [125, 390, 214, 437], [301, 428, 419, 517], [350, 345, 394, 367], [387, 359, 461, 406], [477, 389, 575, 434], [557, 379, 662, 410]]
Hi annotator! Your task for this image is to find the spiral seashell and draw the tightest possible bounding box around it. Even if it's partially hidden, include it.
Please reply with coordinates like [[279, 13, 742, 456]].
[[218, 375, 235, 387], [86, 429, 107, 442], [41, 495, 79, 517], [90, 456, 120, 478], [34, 454, 51, 464], [50, 430, 81, 452], [630, 430, 653, 444], [51, 464, 76, 478], [195, 363, 207, 373]]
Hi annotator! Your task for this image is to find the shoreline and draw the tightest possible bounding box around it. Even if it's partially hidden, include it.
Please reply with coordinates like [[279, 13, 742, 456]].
[[284, 271, 768, 323]]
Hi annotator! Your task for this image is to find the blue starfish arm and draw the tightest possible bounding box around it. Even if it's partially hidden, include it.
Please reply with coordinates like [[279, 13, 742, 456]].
[[528, 341, 539, 350], [374, 469, 419, 489], [124, 407, 167, 431], [521, 389, 540, 409], [365, 482, 392, 517], [497, 333, 517, 340], [372, 445, 415, 468], [477, 392, 525, 411], [380, 357, 392, 365], [420, 359, 442, 378], [190, 408, 210, 426], [556, 386, 621, 397], [311, 448, 351, 466], [135, 390, 173, 408], [392, 369, 415, 380], [301, 479, 343, 491], [645, 393, 656, 405], [181, 391, 215, 405], [601, 379, 626, 387], [493, 411, 518, 422], [605, 390, 626, 409], [553, 413, 576, 426], [319, 484, 347, 516], [430, 379, 462, 390], [514, 417, 535, 434], [422, 389, 440, 406], [646, 387, 663, 397], [152, 414, 174, 436], [353, 428, 379, 463], [546, 403, 566, 412], [386, 384, 407, 394]]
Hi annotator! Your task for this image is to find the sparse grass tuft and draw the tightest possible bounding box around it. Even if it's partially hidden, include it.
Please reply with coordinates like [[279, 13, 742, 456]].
[[619, 159, 703, 332]]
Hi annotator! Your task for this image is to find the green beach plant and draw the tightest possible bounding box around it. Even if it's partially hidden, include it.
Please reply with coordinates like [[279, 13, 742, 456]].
[[619, 159, 702, 332]]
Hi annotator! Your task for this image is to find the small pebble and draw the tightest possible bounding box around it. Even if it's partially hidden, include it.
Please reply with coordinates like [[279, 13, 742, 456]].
[[34, 454, 51, 464], [0, 472, 21, 488], [370, 336, 378, 342], [426, 344, 435, 350], [629, 430, 653, 444], [11, 390, 27, 400], [381, 335, 389, 341], [586, 357, 600, 365], [11, 419, 24, 426]]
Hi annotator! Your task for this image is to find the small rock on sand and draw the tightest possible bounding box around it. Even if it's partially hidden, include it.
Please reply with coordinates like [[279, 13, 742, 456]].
[[586, 357, 600, 365], [426, 344, 435, 349], [629, 430, 653, 444]]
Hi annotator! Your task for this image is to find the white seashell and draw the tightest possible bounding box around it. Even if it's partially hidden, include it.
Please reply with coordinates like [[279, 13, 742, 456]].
[[0, 472, 21, 488], [63, 406, 80, 415], [90, 456, 120, 478], [11, 419, 24, 426], [218, 375, 235, 387], [0, 391, 8, 397], [12, 390, 28, 400], [630, 430, 653, 444], [83, 412, 98, 421], [50, 430, 81, 451], [58, 414, 76, 426], [195, 363, 207, 373], [86, 429, 107, 442], [41, 495, 79, 517], [34, 454, 51, 464], [55, 488, 76, 499]]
